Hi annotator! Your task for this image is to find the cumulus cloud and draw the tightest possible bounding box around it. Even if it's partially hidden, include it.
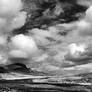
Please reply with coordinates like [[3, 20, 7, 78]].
[[64, 43, 92, 64], [10, 34, 39, 55], [0, 0, 28, 65]]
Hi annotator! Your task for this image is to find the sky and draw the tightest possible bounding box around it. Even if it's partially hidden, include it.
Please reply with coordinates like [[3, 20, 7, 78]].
[[0, 0, 92, 75]]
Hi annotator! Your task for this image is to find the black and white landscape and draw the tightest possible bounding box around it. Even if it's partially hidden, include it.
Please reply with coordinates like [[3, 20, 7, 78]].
[[0, 0, 92, 92]]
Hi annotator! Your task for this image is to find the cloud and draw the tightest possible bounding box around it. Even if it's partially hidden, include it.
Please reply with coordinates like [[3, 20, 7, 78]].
[[0, 0, 22, 17], [77, 0, 92, 7], [65, 53, 90, 62], [77, 6, 92, 37], [77, 20, 92, 36], [0, 0, 28, 65], [10, 34, 40, 57], [64, 43, 92, 64], [0, 0, 27, 35]]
